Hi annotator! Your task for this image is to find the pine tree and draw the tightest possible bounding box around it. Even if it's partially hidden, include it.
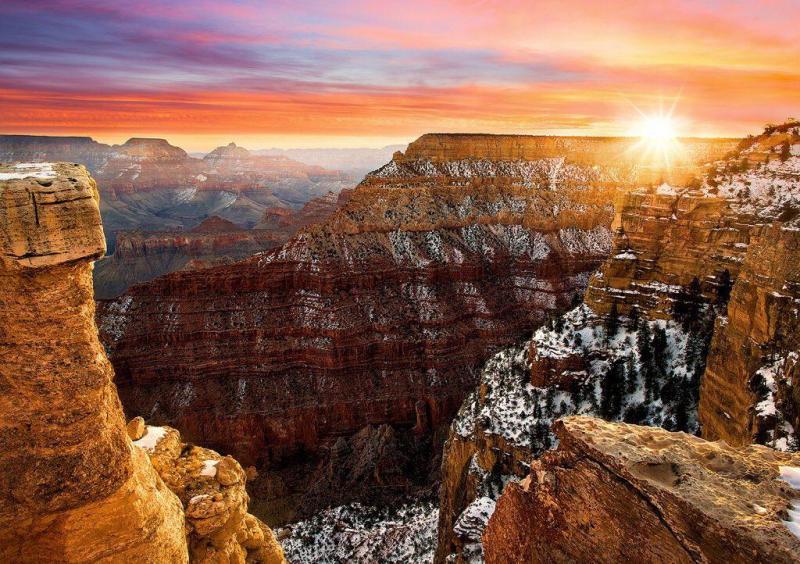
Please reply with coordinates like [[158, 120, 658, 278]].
[[629, 305, 640, 330], [637, 322, 655, 401], [652, 326, 669, 379], [673, 277, 703, 331], [600, 358, 626, 420], [625, 354, 637, 394], [781, 142, 791, 162], [674, 387, 690, 432], [605, 302, 620, 341], [716, 269, 733, 308]]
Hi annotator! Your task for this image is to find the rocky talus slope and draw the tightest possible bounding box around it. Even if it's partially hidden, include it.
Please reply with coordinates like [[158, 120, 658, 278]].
[[129, 419, 284, 563], [483, 416, 800, 563], [436, 123, 800, 562], [95, 133, 736, 525], [0, 163, 283, 563]]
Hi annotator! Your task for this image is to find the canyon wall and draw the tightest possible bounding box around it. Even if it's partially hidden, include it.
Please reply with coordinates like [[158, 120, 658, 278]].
[[483, 416, 800, 563], [93, 217, 283, 298], [436, 125, 799, 562], [99, 134, 699, 523], [700, 224, 800, 447]]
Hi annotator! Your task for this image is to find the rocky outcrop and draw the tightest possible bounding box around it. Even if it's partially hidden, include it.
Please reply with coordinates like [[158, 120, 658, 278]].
[[483, 416, 800, 563], [0, 162, 284, 563], [699, 224, 800, 447], [133, 422, 285, 563], [0, 162, 188, 562]]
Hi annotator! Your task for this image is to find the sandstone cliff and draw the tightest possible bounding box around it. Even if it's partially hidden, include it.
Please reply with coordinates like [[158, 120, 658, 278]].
[[0, 162, 284, 563], [130, 420, 285, 563], [483, 416, 800, 563], [0, 162, 187, 562], [700, 223, 800, 447]]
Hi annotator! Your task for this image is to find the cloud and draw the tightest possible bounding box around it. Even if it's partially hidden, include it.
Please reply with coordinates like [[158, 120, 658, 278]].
[[0, 0, 798, 141]]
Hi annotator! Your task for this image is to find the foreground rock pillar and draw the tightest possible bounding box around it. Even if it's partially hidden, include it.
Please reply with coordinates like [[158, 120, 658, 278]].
[[0, 163, 187, 561]]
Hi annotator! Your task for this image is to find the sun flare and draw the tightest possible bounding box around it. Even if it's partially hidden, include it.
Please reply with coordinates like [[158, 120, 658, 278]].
[[640, 116, 678, 143]]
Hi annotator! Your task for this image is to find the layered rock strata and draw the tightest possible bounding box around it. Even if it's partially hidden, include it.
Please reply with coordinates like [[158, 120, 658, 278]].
[[0, 136, 353, 249], [93, 217, 283, 298], [483, 416, 800, 563], [98, 134, 693, 523], [0, 162, 284, 563], [436, 123, 800, 562], [0, 163, 188, 562], [700, 224, 800, 447]]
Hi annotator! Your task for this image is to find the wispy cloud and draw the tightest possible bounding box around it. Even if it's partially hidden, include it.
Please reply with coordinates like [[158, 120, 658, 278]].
[[1, 0, 798, 145]]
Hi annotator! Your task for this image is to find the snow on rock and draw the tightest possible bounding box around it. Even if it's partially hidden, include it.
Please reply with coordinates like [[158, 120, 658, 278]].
[[279, 500, 438, 564], [131, 425, 167, 452], [200, 459, 218, 478], [752, 353, 799, 451], [0, 162, 57, 181], [452, 496, 498, 561], [779, 466, 800, 490], [779, 467, 800, 540]]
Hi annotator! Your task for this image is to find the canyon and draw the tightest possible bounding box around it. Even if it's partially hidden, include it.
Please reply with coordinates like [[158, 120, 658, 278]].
[[0, 135, 356, 295], [6, 128, 795, 562], [93, 190, 352, 298], [0, 137, 353, 246], [0, 163, 284, 563], [96, 133, 736, 533], [435, 122, 800, 562]]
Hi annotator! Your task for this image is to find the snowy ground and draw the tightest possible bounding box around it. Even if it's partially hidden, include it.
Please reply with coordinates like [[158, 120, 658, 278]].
[[455, 304, 709, 452], [279, 500, 438, 564]]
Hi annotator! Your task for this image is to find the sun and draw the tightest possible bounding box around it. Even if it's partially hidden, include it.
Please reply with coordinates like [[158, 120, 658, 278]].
[[624, 101, 688, 177], [640, 115, 677, 144]]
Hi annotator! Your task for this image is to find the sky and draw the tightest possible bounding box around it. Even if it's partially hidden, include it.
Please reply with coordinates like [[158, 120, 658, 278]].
[[1, 0, 798, 151]]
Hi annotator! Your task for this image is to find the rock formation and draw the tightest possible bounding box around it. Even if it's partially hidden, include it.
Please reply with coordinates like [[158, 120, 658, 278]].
[[97, 133, 735, 525], [132, 421, 285, 563], [700, 223, 800, 448], [0, 162, 284, 563], [483, 416, 800, 563], [0, 162, 187, 562], [436, 122, 800, 562]]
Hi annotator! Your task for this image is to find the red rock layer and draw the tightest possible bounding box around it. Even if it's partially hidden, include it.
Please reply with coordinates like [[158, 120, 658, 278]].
[[97, 134, 736, 524]]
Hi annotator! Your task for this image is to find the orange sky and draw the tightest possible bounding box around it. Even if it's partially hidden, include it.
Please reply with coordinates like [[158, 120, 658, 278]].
[[1, 0, 798, 150]]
